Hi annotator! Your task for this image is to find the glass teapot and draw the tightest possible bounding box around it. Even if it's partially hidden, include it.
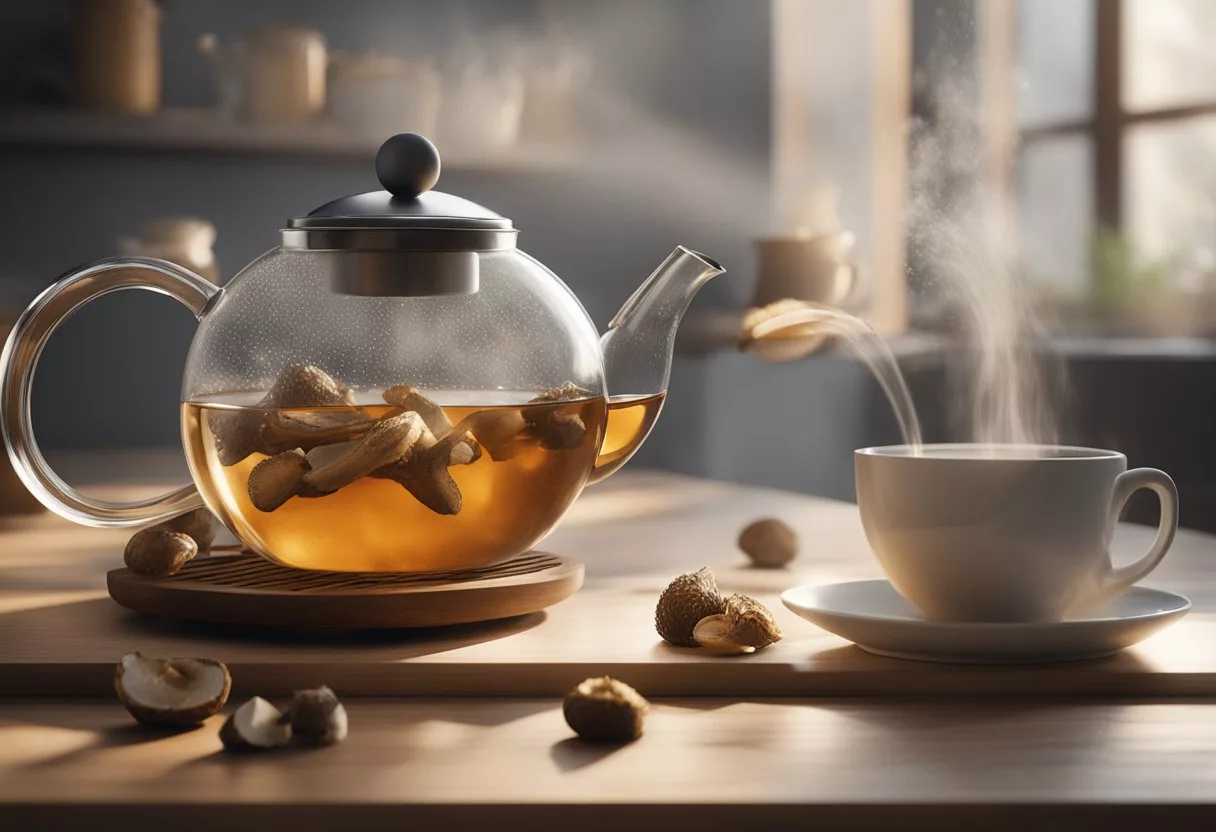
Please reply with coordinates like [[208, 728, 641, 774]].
[[0, 134, 723, 572]]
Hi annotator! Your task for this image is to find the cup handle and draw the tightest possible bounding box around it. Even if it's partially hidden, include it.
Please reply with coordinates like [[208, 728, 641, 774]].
[[838, 259, 869, 313], [1, 257, 220, 528], [1099, 467, 1179, 598]]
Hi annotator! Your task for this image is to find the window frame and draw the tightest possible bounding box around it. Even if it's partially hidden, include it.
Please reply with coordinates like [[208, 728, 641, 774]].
[[1017, 0, 1216, 237]]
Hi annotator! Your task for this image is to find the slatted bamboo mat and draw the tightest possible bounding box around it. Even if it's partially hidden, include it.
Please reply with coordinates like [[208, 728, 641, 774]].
[[107, 552, 583, 629]]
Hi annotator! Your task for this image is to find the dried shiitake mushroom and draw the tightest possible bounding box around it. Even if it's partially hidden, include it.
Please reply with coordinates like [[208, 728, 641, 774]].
[[738, 518, 798, 568], [303, 411, 425, 493], [693, 593, 782, 654], [260, 410, 374, 455], [655, 567, 726, 647], [115, 652, 231, 727], [383, 385, 453, 435], [124, 527, 198, 577], [563, 676, 649, 743], [530, 410, 587, 451], [442, 431, 482, 466], [220, 696, 293, 751], [209, 364, 357, 465], [208, 409, 265, 467], [247, 393, 487, 515], [723, 593, 782, 649], [369, 391, 484, 514], [526, 383, 590, 450], [287, 685, 348, 746], [162, 508, 219, 555], [463, 409, 529, 462], [531, 382, 591, 403], [374, 426, 482, 515], [266, 363, 357, 409], [248, 450, 312, 512], [454, 382, 590, 460], [304, 439, 358, 474], [692, 614, 755, 655], [123, 508, 222, 575]]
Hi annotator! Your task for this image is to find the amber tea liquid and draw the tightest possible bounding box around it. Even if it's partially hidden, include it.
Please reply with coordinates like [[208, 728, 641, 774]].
[[184, 391, 656, 572], [590, 392, 665, 482]]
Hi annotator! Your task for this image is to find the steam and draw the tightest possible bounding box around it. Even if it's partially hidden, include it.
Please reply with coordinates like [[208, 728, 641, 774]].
[[907, 67, 1062, 447]]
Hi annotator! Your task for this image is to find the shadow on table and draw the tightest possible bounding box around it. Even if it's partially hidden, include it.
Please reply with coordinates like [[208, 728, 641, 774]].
[[10, 699, 559, 772], [549, 736, 628, 772], [18, 721, 208, 770], [116, 605, 546, 651], [797, 643, 1160, 698], [0, 595, 546, 670], [177, 700, 560, 771], [12, 716, 335, 772]]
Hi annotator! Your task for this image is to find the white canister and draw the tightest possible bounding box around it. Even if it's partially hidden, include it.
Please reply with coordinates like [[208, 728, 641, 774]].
[[328, 54, 441, 138]]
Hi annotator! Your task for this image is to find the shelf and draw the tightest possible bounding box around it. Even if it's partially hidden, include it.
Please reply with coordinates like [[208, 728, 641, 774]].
[[0, 108, 582, 170], [676, 309, 1216, 364]]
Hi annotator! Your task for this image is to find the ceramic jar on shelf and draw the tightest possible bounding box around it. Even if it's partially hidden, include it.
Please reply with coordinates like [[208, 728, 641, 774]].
[[76, 0, 162, 114]]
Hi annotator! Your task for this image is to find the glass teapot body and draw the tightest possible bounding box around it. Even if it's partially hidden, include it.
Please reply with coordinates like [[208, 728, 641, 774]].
[[181, 246, 607, 571]]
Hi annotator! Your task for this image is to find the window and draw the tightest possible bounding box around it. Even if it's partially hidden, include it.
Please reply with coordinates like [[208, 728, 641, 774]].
[[773, 0, 1216, 336], [1015, 0, 1216, 329]]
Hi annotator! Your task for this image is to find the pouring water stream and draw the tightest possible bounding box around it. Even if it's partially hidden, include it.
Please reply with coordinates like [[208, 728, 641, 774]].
[[748, 304, 924, 453]]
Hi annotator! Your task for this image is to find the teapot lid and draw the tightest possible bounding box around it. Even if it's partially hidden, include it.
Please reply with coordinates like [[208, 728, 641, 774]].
[[282, 134, 517, 254]]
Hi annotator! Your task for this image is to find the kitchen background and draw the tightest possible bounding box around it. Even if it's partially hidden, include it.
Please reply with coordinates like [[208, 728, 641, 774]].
[[0, 0, 1213, 527]]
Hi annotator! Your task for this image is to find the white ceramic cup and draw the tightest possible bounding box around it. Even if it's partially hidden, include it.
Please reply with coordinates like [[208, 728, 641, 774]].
[[854, 444, 1179, 622], [751, 231, 862, 309]]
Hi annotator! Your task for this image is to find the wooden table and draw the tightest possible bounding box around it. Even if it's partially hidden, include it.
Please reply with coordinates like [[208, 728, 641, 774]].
[[2, 462, 1216, 829]]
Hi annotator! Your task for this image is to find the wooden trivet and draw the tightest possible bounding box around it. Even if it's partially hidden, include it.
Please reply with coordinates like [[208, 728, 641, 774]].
[[108, 551, 583, 629]]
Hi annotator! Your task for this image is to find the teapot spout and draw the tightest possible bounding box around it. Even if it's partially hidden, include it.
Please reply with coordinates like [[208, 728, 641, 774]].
[[600, 246, 724, 400]]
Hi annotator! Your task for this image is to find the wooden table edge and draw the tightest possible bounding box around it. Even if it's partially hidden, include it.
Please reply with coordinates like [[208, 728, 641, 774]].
[[2, 800, 1214, 831]]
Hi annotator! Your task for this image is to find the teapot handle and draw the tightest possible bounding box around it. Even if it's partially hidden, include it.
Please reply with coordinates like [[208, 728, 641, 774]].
[[1, 257, 219, 527]]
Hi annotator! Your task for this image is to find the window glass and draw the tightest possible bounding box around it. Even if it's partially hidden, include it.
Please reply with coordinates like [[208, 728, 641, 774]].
[[1124, 0, 1216, 111], [1017, 0, 1093, 128], [1125, 116, 1216, 292], [1018, 135, 1094, 294]]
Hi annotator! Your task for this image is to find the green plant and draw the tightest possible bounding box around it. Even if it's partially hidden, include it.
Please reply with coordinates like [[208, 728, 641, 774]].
[[1089, 227, 1171, 309]]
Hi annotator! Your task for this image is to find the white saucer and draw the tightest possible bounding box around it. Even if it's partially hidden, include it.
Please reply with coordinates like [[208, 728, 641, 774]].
[[781, 580, 1191, 664]]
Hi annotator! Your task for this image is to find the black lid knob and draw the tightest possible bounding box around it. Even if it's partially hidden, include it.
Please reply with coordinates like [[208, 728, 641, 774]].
[[375, 133, 441, 200]]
